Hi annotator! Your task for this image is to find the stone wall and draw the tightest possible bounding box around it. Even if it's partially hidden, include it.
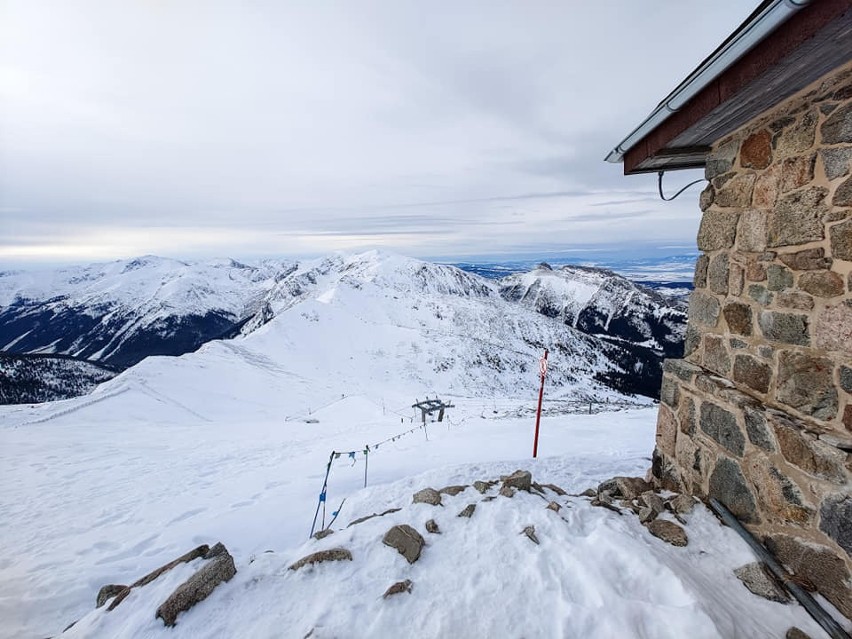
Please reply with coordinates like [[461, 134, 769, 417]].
[[652, 60, 852, 619]]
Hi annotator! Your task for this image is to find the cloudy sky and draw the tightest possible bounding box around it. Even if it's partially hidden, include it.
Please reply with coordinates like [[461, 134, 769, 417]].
[[0, 1, 756, 266]]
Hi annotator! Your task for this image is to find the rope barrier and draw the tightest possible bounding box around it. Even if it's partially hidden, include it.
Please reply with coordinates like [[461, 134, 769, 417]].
[[309, 451, 335, 538], [306, 410, 468, 538]]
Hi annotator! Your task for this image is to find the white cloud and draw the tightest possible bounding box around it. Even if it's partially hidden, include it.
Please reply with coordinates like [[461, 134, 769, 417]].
[[0, 0, 755, 265]]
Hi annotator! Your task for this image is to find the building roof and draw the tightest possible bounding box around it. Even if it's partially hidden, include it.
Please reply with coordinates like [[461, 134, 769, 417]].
[[606, 0, 852, 175]]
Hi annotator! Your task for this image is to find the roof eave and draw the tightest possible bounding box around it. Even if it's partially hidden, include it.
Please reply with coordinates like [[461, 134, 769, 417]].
[[604, 0, 810, 168]]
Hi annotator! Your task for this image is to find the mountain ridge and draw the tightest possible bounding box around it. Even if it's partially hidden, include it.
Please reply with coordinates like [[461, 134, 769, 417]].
[[0, 251, 686, 404]]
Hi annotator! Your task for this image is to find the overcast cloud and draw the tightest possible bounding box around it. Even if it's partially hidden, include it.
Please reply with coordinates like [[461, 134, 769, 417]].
[[0, 1, 756, 266]]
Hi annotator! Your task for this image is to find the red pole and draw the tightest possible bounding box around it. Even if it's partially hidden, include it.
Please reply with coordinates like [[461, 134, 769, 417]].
[[532, 349, 548, 458]]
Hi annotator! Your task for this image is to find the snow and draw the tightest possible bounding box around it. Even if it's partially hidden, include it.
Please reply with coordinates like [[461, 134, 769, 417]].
[[0, 399, 834, 639], [0, 250, 842, 639]]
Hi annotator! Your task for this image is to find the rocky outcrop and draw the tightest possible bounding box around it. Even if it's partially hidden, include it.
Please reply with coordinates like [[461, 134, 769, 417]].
[[156, 546, 237, 626]]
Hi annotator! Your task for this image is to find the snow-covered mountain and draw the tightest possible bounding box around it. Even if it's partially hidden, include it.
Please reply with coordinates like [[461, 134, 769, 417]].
[[84, 251, 643, 418], [229, 250, 674, 401], [0, 256, 292, 369], [0, 252, 686, 403], [499, 263, 686, 353], [498, 263, 687, 395]]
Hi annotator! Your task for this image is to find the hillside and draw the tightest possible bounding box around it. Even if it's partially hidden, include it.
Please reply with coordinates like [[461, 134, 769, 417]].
[[0, 352, 117, 404], [499, 263, 687, 397], [0, 256, 290, 369]]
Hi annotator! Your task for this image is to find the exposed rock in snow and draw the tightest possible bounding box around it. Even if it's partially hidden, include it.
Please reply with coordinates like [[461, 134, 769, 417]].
[[156, 548, 236, 627], [646, 520, 689, 547], [734, 562, 790, 604], [456, 504, 476, 518], [596, 476, 652, 500], [382, 579, 413, 599], [382, 525, 424, 564], [501, 469, 532, 492], [288, 548, 353, 571], [95, 585, 126, 609], [669, 493, 697, 515], [521, 525, 539, 545], [413, 488, 442, 506]]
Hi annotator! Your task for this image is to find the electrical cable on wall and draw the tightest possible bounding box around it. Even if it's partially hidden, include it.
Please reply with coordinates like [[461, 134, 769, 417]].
[[657, 170, 705, 201]]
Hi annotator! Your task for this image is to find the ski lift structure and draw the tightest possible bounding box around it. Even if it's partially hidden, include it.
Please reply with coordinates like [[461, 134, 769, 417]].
[[412, 397, 454, 424]]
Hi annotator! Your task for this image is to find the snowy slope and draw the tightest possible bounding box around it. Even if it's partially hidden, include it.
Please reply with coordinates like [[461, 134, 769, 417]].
[[0, 256, 291, 369], [0, 402, 834, 639], [0, 251, 841, 638]]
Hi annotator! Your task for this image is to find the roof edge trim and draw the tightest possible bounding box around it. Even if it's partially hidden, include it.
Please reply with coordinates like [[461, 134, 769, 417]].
[[604, 0, 811, 164]]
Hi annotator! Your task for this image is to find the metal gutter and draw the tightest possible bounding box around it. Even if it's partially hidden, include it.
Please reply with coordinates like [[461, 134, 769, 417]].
[[709, 498, 851, 639], [605, 0, 812, 164]]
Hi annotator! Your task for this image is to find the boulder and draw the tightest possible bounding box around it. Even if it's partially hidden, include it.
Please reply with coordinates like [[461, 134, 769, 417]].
[[156, 550, 237, 627], [382, 579, 413, 599], [499, 485, 516, 498], [597, 476, 651, 500], [501, 470, 532, 492], [473, 480, 496, 494], [439, 485, 467, 496], [668, 494, 697, 515], [289, 548, 352, 571], [106, 587, 132, 612], [131, 544, 210, 589], [639, 507, 656, 524], [413, 488, 442, 506], [382, 525, 424, 564], [546, 501, 561, 513], [313, 529, 333, 540], [734, 562, 789, 603], [425, 519, 440, 534], [646, 520, 688, 547], [638, 491, 665, 515], [542, 483, 568, 496]]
